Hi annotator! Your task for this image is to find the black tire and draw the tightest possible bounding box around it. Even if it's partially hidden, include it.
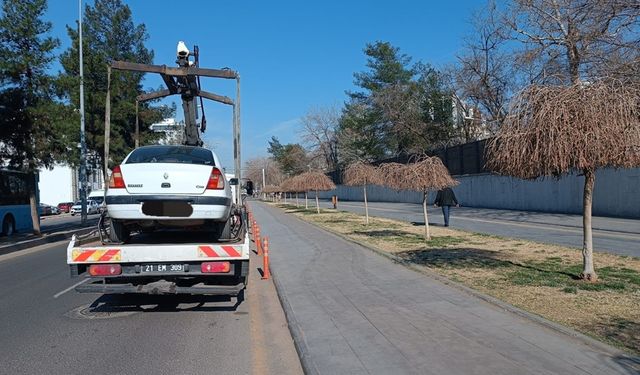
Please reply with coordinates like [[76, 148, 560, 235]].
[[109, 219, 131, 243], [211, 219, 232, 241], [2, 215, 15, 237]]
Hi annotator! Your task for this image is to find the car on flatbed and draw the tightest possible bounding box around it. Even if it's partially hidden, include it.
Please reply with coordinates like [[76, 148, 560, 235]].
[[106, 145, 233, 243]]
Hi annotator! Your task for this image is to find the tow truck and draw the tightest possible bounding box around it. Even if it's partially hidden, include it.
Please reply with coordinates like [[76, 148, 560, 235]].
[[67, 42, 249, 296]]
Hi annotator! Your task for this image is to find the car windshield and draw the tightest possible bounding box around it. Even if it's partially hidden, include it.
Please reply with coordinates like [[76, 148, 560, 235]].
[[125, 146, 215, 165]]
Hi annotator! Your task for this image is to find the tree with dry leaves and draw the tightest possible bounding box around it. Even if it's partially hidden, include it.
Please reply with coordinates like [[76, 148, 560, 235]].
[[485, 0, 640, 281], [380, 156, 458, 240], [486, 80, 640, 281], [296, 171, 336, 214], [343, 161, 381, 224]]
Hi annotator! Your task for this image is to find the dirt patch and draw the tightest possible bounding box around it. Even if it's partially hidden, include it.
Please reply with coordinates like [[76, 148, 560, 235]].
[[274, 203, 640, 355]]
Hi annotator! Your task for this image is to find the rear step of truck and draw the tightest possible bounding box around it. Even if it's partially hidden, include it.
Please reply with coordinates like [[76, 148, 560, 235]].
[[76, 279, 245, 295]]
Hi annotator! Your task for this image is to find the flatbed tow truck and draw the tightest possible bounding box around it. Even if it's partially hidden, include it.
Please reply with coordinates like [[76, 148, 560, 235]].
[[67, 42, 248, 296]]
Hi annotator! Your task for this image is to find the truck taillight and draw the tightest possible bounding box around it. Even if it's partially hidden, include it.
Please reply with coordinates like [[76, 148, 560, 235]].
[[201, 261, 230, 273], [89, 264, 122, 276], [109, 165, 126, 189], [206, 167, 224, 190]]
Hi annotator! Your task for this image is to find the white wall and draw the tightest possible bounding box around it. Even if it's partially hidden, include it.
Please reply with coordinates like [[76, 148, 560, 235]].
[[38, 165, 73, 205], [318, 167, 640, 219]]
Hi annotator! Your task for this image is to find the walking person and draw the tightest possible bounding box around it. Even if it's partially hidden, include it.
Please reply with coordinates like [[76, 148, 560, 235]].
[[434, 187, 459, 227]]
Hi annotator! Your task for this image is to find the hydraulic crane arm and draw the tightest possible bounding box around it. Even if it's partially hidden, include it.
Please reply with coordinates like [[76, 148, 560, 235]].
[[110, 42, 238, 146]]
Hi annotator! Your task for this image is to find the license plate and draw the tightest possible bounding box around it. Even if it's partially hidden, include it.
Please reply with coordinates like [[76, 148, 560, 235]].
[[140, 264, 184, 273]]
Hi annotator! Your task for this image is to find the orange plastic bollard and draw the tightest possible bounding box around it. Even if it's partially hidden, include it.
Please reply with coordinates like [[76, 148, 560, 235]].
[[262, 236, 270, 280], [255, 225, 263, 256]]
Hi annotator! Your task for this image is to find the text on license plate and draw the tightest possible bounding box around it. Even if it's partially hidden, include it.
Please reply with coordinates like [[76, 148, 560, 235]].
[[141, 264, 184, 273]]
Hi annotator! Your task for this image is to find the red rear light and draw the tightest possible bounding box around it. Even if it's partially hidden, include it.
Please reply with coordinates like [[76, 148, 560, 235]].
[[201, 261, 230, 273], [109, 165, 126, 189], [89, 264, 122, 276], [206, 167, 225, 190]]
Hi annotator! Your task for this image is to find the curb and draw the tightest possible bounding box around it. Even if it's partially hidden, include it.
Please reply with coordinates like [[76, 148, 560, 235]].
[[248, 203, 318, 375], [274, 204, 635, 360], [0, 226, 99, 256], [271, 269, 319, 375]]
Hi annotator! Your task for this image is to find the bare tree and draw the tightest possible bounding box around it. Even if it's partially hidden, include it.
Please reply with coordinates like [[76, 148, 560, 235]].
[[486, 79, 640, 281], [504, 0, 640, 85], [380, 157, 458, 240], [343, 162, 382, 224], [454, 1, 515, 133], [244, 157, 285, 190], [300, 106, 340, 172]]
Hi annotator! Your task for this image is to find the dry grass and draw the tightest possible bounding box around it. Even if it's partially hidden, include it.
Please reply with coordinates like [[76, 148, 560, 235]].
[[274, 203, 640, 355]]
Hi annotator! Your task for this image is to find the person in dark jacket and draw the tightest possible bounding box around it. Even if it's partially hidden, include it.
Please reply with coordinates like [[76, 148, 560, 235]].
[[434, 187, 459, 227]]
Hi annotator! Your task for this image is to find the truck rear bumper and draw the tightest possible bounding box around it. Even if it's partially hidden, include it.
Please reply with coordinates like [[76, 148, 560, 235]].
[[76, 279, 245, 296]]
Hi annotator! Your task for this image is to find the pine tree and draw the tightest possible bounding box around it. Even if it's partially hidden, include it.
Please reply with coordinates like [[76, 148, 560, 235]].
[[0, 0, 73, 234], [59, 0, 168, 178]]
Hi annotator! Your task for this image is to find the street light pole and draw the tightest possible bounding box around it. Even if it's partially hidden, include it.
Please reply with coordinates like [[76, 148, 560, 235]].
[[262, 167, 266, 197], [79, 0, 87, 225]]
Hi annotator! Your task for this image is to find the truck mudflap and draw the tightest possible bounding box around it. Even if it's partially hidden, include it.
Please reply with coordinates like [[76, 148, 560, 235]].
[[75, 279, 245, 295]]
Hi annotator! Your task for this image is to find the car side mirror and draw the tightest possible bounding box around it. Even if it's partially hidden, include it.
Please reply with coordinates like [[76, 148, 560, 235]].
[[229, 178, 239, 186]]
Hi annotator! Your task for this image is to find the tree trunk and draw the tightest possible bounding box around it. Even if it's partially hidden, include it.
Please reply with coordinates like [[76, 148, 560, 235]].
[[305, 192, 308, 209], [29, 176, 41, 236], [422, 191, 431, 241], [581, 168, 597, 281], [363, 184, 369, 225], [295, 193, 299, 207], [315, 190, 320, 214]]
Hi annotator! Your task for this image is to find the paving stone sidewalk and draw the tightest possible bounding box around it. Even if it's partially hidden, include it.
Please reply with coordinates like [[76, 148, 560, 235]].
[[251, 202, 638, 375]]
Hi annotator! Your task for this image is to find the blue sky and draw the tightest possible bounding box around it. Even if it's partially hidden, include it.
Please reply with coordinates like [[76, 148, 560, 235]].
[[44, 0, 483, 168]]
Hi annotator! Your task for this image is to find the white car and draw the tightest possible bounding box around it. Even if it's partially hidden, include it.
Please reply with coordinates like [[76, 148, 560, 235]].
[[70, 200, 100, 216], [106, 145, 233, 243]]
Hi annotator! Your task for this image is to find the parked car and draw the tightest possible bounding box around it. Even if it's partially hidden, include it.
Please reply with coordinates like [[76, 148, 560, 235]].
[[88, 190, 106, 213], [38, 203, 52, 216], [50, 206, 61, 215], [106, 145, 233, 243], [70, 200, 100, 216], [57, 202, 74, 213]]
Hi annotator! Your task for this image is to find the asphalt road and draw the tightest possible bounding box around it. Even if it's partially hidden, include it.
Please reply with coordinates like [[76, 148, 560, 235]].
[[252, 202, 638, 375], [39, 212, 100, 233], [0, 239, 301, 375], [318, 200, 640, 257]]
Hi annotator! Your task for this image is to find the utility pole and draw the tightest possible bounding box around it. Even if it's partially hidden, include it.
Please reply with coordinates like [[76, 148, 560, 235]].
[[78, 0, 88, 225], [262, 167, 266, 196]]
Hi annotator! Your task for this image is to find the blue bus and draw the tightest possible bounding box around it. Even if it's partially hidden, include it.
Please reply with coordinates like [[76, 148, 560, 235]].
[[0, 170, 35, 236]]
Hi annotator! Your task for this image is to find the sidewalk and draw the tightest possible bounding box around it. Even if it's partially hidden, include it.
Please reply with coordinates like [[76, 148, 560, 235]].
[[251, 202, 638, 375], [0, 216, 99, 256]]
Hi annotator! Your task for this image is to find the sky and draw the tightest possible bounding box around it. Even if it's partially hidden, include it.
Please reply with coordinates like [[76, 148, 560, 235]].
[[43, 0, 483, 169]]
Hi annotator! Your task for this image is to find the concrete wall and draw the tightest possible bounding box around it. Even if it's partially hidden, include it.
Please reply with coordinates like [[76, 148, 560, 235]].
[[318, 168, 640, 219]]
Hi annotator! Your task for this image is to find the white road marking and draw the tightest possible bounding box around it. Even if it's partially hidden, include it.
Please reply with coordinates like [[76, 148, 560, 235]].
[[53, 278, 90, 299]]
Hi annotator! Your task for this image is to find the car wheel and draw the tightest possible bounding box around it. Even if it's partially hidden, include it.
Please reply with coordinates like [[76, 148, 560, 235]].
[[2, 215, 15, 236], [211, 219, 232, 241], [109, 219, 131, 243]]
